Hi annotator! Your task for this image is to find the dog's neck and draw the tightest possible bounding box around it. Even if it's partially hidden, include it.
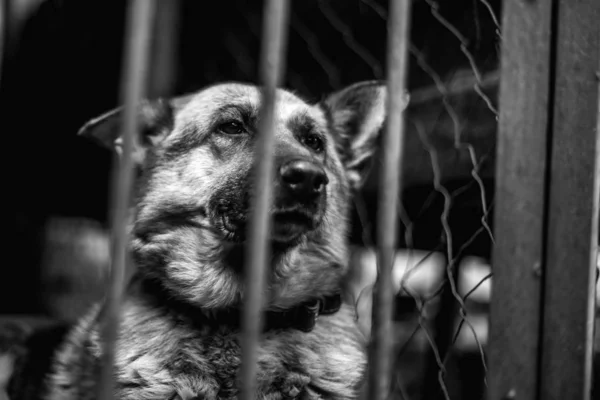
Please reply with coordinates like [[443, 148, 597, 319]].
[[134, 275, 342, 333]]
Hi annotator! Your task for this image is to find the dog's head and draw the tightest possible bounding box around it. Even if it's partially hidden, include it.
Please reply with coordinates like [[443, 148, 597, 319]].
[[80, 82, 408, 310]]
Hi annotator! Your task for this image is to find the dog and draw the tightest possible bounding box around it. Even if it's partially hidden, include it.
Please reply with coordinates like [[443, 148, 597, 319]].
[[42, 80, 398, 400]]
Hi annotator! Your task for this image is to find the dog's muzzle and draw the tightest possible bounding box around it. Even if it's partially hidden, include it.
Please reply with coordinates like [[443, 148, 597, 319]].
[[214, 159, 328, 244], [268, 159, 329, 243]]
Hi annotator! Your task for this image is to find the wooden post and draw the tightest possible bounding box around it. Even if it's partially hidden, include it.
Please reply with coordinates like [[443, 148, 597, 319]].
[[486, 1, 555, 399], [538, 1, 600, 398], [488, 0, 600, 399]]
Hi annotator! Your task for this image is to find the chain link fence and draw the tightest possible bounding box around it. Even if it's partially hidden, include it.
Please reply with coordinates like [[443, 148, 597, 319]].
[[338, 2, 499, 399]]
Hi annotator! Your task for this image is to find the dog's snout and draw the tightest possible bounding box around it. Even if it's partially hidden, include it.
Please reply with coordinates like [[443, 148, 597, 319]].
[[280, 160, 328, 196]]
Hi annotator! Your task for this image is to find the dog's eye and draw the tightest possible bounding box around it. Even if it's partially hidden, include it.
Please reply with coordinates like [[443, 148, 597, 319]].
[[218, 121, 246, 135], [303, 134, 324, 153]]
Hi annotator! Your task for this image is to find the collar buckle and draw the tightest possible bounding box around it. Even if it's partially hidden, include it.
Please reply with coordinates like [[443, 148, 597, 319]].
[[296, 299, 321, 333]]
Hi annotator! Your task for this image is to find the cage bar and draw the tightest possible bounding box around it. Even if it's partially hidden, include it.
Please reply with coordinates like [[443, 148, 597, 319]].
[[486, 1, 555, 399], [239, 1, 290, 399], [368, 0, 411, 399], [148, 0, 180, 99], [538, 0, 600, 398], [0, 0, 5, 83], [97, 1, 156, 399]]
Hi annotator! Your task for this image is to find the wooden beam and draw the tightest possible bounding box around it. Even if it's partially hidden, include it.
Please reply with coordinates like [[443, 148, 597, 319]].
[[486, 0, 555, 399], [539, 0, 600, 398]]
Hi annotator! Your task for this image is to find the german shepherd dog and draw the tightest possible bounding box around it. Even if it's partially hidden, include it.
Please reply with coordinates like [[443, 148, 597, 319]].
[[43, 81, 395, 399]]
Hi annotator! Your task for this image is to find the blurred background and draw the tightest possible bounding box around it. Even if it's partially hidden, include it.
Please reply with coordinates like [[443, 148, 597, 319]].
[[0, 1, 597, 399]]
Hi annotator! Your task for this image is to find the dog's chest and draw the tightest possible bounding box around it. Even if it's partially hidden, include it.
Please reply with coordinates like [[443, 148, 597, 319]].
[[115, 306, 366, 399]]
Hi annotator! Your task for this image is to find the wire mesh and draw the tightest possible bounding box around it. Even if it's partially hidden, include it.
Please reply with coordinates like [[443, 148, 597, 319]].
[[349, 1, 499, 398]]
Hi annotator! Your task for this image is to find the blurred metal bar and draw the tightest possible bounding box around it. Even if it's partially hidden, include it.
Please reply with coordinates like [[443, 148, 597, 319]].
[[97, 1, 156, 399], [239, 0, 290, 399], [486, 1, 555, 399], [368, 0, 411, 399], [148, 0, 180, 98], [0, 0, 5, 85], [539, 0, 600, 398]]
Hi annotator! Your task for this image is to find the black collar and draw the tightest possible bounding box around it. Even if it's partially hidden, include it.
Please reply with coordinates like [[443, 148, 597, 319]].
[[138, 278, 342, 333], [262, 294, 342, 332]]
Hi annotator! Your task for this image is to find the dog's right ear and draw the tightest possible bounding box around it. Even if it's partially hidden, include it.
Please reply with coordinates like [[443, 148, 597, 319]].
[[77, 99, 175, 164], [323, 81, 409, 190]]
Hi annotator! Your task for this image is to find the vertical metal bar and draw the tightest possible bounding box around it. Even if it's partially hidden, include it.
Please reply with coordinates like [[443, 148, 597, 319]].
[[539, 0, 600, 398], [148, 0, 180, 99], [368, 1, 411, 399], [486, 1, 555, 399], [0, 0, 5, 85], [239, 1, 290, 400], [97, 1, 156, 399]]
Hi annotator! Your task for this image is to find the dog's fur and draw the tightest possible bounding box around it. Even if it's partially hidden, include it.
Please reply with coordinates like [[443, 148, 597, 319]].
[[43, 81, 397, 399]]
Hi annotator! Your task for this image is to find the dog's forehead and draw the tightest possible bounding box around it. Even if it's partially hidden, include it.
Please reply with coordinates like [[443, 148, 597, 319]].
[[176, 83, 327, 128]]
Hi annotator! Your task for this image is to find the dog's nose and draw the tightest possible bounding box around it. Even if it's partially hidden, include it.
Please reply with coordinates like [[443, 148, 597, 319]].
[[280, 160, 328, 196]]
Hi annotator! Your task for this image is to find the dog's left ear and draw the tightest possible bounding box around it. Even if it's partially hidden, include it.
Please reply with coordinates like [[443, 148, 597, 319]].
[[322, 81, 409, 190], [77, 99, 175, 165]]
